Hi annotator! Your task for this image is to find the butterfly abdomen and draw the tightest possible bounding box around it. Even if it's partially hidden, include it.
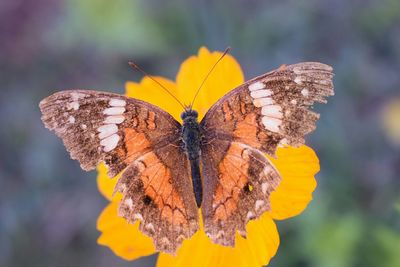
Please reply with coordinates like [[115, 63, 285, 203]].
[[181, 110, 203, 207]]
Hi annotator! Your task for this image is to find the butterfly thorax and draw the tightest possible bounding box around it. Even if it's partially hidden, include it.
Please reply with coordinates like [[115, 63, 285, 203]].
[[181, 110, 201, 160], [181, 109, 203, 207]]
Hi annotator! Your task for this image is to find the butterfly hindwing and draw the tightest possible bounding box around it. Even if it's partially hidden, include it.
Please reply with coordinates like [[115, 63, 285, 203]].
[[201, 140, 281, 245], [200, 62, 334, 245], [114, 140, 199, 253], [40, 90, 199, 253]]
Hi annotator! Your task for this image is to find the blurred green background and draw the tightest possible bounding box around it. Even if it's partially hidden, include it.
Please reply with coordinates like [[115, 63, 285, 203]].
[[1, 0, 400, 266]]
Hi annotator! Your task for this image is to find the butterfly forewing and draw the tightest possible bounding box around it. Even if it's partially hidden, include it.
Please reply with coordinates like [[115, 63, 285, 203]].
[[40, 90, 181, 175]]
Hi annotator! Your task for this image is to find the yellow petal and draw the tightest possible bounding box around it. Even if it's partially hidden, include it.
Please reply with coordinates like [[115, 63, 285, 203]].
[[97, 201, 156, 260], [382, 97, 400, 146], [126, 76, 181, 121], [268, 145, 319, 220], [156, 213, 279, 267], [176, 47, 244, 120], [96, 163, 122, 202]]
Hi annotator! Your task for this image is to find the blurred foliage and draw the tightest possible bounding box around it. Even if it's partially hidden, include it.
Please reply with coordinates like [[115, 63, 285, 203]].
[[300, 212, 363, 267], [1, 0, 399, 267], [49, 0, 167, 55], [366, 227, 400, 267]]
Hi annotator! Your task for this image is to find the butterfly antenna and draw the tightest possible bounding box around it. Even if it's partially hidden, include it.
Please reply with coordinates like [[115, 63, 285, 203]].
[[189, 47, 231, 109], [128, 61, 186, 110]]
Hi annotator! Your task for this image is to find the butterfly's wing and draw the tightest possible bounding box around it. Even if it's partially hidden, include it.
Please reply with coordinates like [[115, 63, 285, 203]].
[[200, 62, 334, 245], [40, 90, 198, 253], [114, 140, 199, 253], [200, 140, 281, 245]]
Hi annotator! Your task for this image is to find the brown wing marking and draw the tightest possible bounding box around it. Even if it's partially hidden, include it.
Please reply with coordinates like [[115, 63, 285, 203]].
[[114, 142, 199, 254], [201, 141, 281, 246], [39, 90, 181, 177]]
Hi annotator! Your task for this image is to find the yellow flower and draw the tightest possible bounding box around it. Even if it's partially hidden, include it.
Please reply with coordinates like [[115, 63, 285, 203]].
[[96, 47, 320, 266]]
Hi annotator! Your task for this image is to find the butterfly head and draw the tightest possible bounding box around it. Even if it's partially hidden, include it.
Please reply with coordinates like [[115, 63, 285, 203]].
[[180, 109, 198, 121]]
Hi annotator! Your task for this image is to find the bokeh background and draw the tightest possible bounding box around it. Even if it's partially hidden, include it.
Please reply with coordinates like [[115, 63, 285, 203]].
[[1, 0, 400, 266]]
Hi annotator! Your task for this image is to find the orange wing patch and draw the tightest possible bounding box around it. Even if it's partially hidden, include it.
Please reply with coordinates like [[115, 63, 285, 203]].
[[146, 111, 156, 130], [233, 113, 261, 148], [134, 152, 187, 226], [213, 142, 250, 221], [123, 128, 151, 163], [222, 101, 234, 122], [202, 141, 281, 246], [114, 143, 199, 253]]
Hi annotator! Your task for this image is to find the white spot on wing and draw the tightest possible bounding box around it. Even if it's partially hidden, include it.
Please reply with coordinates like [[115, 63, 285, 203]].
[[68, 116, 75, 123], [262, 165, 272, 175], [104, 115, 125, 124], [255, 200, 265, 211], [80, 124, 87, 130], [133, 213, 143, 221], [109, 98, 126, 107], [100, 133, 120, 152], [103, 107, 125, 115], [250, 89, 272, 98], [301, 88, 309, 96], [246, 211, 255, 219], [261, 117, 281, 133], [145, 223, 155, 232], [261, 105, 283, 119], [124, 198, 133, 208], [261, 182, 269, 194], [98, 124, 118, 139], [253, 97, 274, 107], [294, 76, 303, 85], [248, 81, 265, 91], [67, 102, 79, 110]]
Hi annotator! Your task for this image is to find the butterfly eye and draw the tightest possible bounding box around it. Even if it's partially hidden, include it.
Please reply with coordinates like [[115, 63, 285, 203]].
[[191, 110, 198, 118], [180, 112, 188, 120]]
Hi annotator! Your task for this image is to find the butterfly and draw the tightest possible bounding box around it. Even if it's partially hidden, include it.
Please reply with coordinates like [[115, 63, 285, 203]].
[[39, 58, 334, 254]]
